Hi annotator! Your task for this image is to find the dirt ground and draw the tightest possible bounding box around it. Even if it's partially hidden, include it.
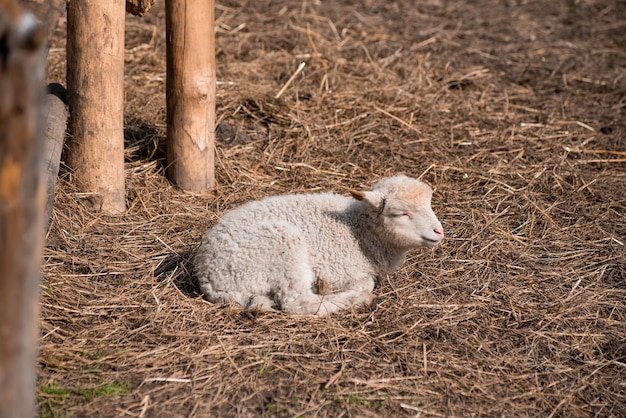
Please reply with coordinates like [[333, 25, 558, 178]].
[[40, 0, 625, 416]]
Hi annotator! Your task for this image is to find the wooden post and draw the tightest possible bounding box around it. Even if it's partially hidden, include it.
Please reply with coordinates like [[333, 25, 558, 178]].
[[17, 2, 69, 225], [165, 0, 216, 192], [43, 83, 69, 226], [0, 1, 47, 417], [66, 0, 126, 213]]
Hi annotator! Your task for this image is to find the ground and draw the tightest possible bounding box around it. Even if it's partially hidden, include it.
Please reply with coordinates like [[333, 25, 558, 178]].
[[40, 0, 625, 416]]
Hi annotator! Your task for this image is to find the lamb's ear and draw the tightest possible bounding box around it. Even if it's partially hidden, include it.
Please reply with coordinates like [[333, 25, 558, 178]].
[[350, 189, 384, 211]]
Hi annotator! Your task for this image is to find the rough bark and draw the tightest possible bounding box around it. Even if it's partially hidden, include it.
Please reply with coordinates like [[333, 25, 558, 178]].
[[17, 2, 69, 225], [66, 0, 126, 213], [0, 1, 47, 417], [165, 0, 216, 193]]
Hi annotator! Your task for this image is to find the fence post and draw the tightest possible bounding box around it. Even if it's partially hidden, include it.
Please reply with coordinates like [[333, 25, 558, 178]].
[[43, 84, 69, 226], [165, 0, 216, 192], [0, 2, 47, 416], [66, 0, 126, 213]]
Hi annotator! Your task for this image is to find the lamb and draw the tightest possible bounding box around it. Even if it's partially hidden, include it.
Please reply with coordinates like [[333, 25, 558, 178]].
[[193, 175, 444, 315]]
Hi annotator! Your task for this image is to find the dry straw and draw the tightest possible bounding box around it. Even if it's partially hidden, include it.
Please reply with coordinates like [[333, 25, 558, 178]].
[[41, 0, 625, 416]]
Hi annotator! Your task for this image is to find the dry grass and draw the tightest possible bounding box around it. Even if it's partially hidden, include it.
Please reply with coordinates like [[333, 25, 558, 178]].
[[40, 0, 626, 416]]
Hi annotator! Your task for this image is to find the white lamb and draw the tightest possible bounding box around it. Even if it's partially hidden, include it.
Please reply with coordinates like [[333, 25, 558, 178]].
[[193, 175, 444, 315]]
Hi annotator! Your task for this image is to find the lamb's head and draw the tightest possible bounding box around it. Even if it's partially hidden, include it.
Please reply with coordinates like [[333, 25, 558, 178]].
[[351, 175, 444, 249]]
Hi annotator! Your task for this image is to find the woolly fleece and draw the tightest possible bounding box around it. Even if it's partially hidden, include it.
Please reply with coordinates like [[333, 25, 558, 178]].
[[193, 175, 443, 315]]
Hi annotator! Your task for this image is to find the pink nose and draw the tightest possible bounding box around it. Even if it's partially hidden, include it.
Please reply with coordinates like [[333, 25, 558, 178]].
[[434, 227, 444, 237]]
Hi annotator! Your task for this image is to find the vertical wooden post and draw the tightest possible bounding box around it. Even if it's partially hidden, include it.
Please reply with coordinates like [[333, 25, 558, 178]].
[[66, 0, 126, 213], [0, 2, 46, 417], [165, 0, 216, 192], [43, 84, 69, 226], [19, 2, 69, 225]]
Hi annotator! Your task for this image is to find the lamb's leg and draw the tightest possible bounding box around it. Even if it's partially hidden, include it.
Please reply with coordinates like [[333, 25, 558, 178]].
[[299, 290, 374, 315], [268, 245, 373, 315], [246, 295, 275, 312], [275, 245, 375, 314], [281, 287, 374, 315]]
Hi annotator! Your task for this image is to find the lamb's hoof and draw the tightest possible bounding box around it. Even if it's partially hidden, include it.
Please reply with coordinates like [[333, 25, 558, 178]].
[[246, 295, 276, 312], [239, 310, 261, 320], [369, 296, 384, 311]]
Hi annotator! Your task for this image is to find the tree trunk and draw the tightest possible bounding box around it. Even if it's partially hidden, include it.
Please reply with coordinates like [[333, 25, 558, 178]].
[[165, 0, 216, 193], [66, 0, 126, 213], [0, 1, 47, 417]]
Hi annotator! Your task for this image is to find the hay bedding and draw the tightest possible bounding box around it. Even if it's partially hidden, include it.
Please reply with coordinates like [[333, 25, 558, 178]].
[[40, 0, 625, 416]]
